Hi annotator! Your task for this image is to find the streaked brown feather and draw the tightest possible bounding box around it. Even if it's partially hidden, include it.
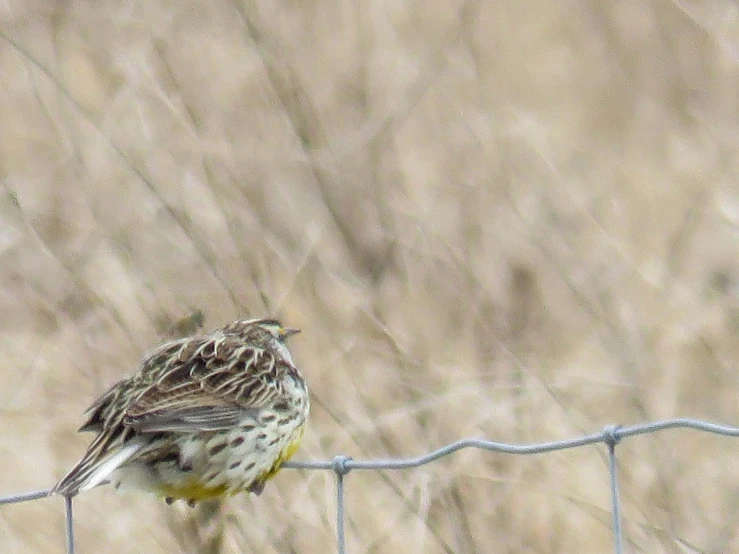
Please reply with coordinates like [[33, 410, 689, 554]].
[[81, 332, 287, 433]]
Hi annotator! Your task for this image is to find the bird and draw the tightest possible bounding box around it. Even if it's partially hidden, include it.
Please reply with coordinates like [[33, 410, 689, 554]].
[[52, 318, 309, 506]]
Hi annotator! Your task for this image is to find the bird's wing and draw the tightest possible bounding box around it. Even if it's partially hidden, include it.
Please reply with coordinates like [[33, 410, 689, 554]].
[[120, 334, 283, 433], [78, 334, 283, 435], [122, 384, 259, 432], [127, 405, 254, 432]]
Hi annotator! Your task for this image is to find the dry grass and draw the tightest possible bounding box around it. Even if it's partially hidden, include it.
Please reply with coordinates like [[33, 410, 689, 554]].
[[1, 1, 739, 552]]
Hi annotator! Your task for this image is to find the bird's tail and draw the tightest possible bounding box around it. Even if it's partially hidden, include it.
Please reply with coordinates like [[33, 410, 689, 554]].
[[52, 440, 143, 497]]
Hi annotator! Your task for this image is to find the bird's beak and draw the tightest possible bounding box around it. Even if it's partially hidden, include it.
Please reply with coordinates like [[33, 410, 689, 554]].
[[283, 327, 301, 339]]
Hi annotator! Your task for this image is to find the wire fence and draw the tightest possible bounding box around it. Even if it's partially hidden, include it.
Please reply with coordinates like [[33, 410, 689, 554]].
[[2, 418, 739, 554]]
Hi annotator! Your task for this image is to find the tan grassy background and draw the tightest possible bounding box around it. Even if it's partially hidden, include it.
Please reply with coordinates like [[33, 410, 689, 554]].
[[1, 1, 739, 552]]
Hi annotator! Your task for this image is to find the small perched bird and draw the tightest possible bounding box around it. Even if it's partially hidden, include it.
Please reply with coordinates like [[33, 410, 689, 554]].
[[52, 318, 309, 505]]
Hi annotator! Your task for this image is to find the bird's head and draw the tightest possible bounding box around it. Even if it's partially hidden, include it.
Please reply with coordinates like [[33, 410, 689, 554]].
[[253, 319, 301, 342]]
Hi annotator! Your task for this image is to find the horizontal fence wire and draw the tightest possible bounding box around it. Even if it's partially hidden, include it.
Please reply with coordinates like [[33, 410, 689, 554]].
[[2, 418, 739, 554]]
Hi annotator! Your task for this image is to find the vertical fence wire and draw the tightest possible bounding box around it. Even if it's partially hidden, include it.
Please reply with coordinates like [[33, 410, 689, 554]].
[[334, 458, 348, 554], [65, 496, 76, 554], [604, 425, 623, 554], [3, 418, 739, 554]]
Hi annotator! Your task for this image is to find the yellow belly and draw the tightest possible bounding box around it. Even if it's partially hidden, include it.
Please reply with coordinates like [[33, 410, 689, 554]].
[[159, 481, 229, 501], [157, 426, 305, 501]]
